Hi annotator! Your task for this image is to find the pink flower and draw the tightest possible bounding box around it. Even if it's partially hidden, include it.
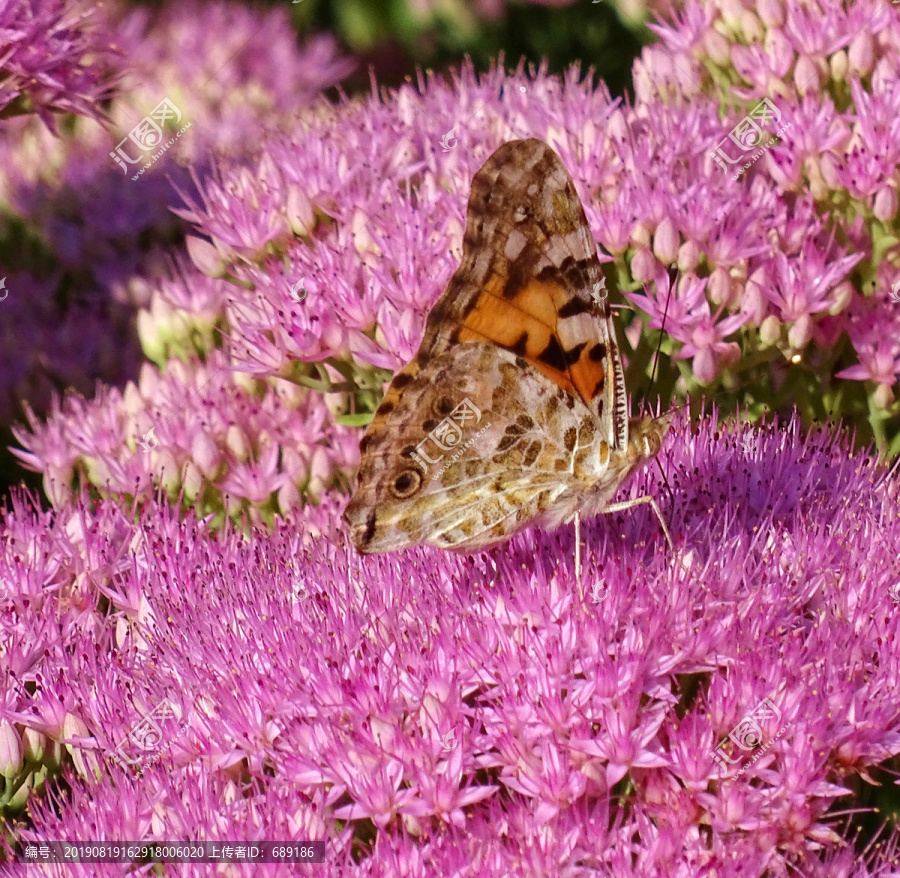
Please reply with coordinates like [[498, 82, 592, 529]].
[[0, 0, 120, 129]]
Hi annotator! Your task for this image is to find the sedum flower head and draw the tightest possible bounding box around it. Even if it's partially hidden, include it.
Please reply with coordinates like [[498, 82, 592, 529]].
[[635, 0, 900, 437], [16, 47, 900, 519], [5, 410, 900, 873]]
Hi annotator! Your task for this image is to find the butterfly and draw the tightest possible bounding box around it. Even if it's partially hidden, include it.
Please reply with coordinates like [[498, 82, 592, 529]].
[[343, 138, 673, 580]]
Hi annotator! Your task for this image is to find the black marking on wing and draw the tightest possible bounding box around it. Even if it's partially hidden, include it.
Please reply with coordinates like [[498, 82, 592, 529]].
[[537, 337, 587, 371], [363, 509, 377, 546], [510, 332, 529, 356], [558, 298, 592, 318]]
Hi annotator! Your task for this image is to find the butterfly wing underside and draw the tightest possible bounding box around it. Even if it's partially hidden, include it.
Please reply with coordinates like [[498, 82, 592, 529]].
[[344, 138, 657, 554]]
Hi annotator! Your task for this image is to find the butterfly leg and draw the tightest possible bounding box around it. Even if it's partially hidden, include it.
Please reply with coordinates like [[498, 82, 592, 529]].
[[574, 511, 583, 600], [601, 495, 674, 553]]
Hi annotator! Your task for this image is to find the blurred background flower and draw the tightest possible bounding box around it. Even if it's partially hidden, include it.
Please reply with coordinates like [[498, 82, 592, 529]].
[[0, 0, 352, 497], [0, 0, 120, 127]]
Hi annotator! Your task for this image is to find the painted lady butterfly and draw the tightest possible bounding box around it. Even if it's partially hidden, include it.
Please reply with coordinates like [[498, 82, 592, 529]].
[[343, 138, 672, 577]]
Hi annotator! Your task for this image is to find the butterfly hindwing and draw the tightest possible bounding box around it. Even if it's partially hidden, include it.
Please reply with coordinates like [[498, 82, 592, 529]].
[[344, 343, 609, 553]]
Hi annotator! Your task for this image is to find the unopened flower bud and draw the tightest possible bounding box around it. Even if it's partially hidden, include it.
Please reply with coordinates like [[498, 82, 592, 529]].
[[760, 315, 782, 346], [286, 186, 315, 236], [22, 727, 47, 763], [158, 453, 182, 495], [758, 0, 784, 27], [742, 278, 766, 325], [226, 425, 251, 461], [795, 55, 820, 96], [653, 221, 680, 265], [720, 0, 744, 30], [630, 248, 657, 284], [830, 50, 849, 82], [704, 30, 731, 66], [677, 241, 700, 273], [183, 463, 202, 502], [631, 223, 652, 248], [848, 32, 874, 77], [740, 11, 764, 43], [0, 721, 23, 778], [788, 314, 813, 350], [63, 714, 98, 780], [828, 281, 855, 315], [192, 431, 221, 478], [874, 384, 895, 409], [708, 267, 732, 305], [874, 187, 898, 223]]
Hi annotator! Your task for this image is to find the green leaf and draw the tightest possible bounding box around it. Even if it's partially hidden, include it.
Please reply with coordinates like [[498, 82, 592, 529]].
[[335, 412, 374, 427]]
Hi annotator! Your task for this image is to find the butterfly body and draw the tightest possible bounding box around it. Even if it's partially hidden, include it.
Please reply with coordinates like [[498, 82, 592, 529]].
[[344, 138, 671, 557]]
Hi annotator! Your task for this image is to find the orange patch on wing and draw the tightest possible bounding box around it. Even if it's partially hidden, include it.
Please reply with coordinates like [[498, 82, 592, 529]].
[[456, 276, 605, 406], [568, 344, 606, 408]]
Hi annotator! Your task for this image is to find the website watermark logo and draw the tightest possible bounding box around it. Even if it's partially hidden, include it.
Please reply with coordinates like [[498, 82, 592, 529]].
[[441, 730, 457, 751], [409, 398, 491, 481], [890, 279, 900, 303], [291, 575, 309, 604], [888, 582, 900, 604], [440, 129, 458, 152], [710, 98, 791, 181], [711, 696, 786, 779], [289, 279, 308, 302], [591, 277, 608, 307], [430, 420, 492, 482], [109, 98, 192, 182], [139, 428, 159, 453], [108, 699, 188, 774], [590, 582, 609, 603]]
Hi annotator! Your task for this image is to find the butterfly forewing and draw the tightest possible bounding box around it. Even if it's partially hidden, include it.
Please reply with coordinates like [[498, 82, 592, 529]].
[[419, 138, 625, 449]]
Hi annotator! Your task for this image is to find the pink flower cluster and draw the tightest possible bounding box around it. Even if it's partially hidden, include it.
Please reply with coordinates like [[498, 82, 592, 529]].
[[13, 348, 360, 514], [17, 30, 900, 513], [4, 0, 900, 871], [637, 0, 900, 415], [3, 412, 900, 874], [0, 0, 352, 424]]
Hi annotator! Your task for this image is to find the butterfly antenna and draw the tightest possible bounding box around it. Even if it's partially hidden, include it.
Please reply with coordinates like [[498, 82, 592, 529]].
[[648, 270, 677, 520], [647, 268, 675, 412]]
